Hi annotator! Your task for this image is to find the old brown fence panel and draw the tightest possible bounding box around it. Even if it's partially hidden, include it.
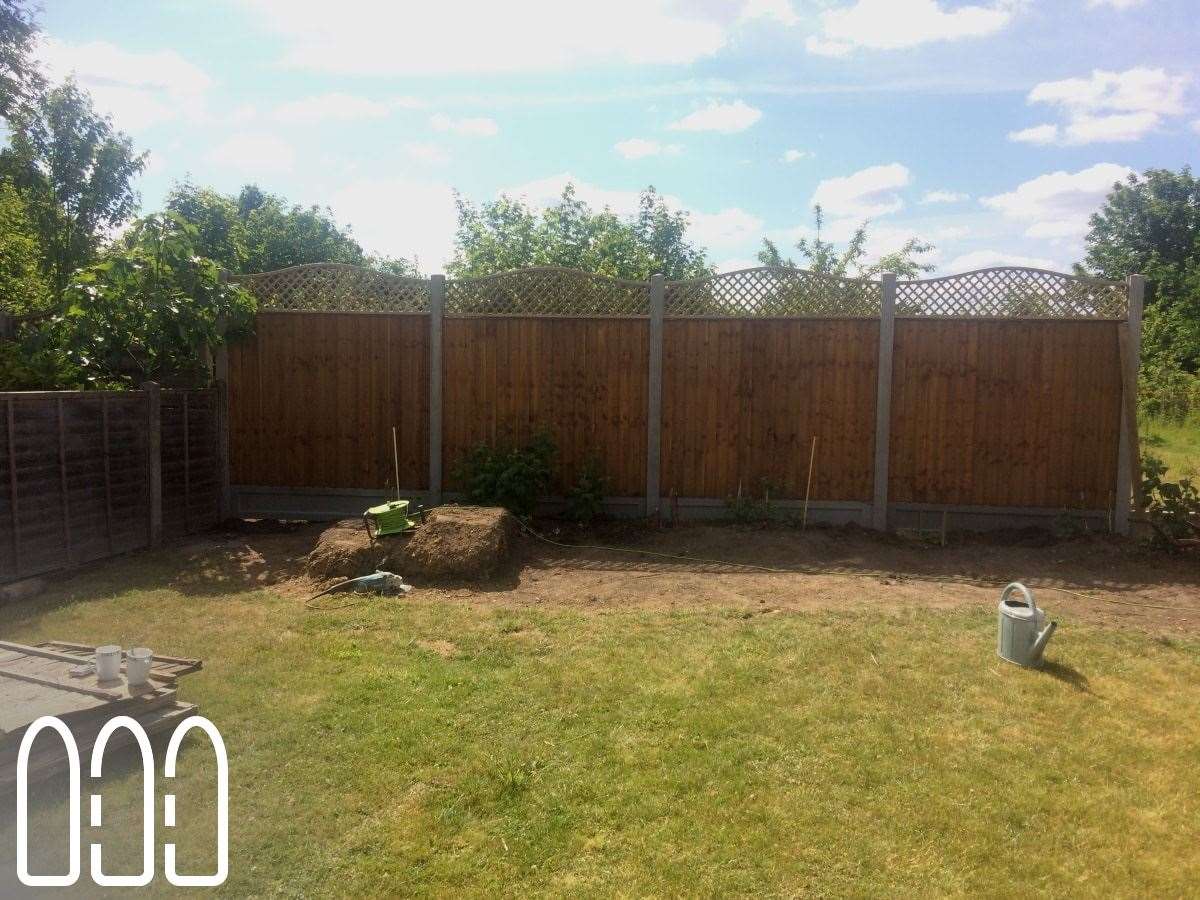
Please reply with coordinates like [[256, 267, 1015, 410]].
[[227, 263, 1141, 532], [888, 319, 1123, 509], [442, 316, 649, 497], [660, 318, 878, 501], [0, 388, 221, 584]]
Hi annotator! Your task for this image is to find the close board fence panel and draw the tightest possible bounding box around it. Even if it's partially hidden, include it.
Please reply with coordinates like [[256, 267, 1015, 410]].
[[227, 310, 430, 491], [659, 318, 879, 501], [442, 316, 650, 497], [227, 263, 1139, 531], [888, 319, 1123, 510]]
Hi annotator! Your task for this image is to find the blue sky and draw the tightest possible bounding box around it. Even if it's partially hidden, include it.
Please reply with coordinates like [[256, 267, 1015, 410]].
[[36, 0, 1200, 274]]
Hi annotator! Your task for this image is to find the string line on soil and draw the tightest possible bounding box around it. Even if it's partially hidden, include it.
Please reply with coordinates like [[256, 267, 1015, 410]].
[[517, 521, 1195, 613]]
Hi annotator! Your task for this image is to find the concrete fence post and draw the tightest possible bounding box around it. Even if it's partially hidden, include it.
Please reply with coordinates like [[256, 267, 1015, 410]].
[[645, 274, 665, 518], [429, 274, 446, 507], [1114, 273, 1144, 535], [872, 273, 897, 531], [144, 382, 163, 548]]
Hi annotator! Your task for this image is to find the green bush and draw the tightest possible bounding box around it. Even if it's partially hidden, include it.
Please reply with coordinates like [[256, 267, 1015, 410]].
[[1141, 454, 1200, 547], [565, 456, 609, 524], [456, 431, 556, 517], [1139, 361, 1200, 422]]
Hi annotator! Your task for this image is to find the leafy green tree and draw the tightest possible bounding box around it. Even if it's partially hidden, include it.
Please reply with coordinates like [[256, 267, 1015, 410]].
[[165, 180, 419, 276], [448, 183, 711, 280], [2, 78, 145, 295], [0, 0, 42, 122], [57, 213, 256, 386], [757, 204, 935, 279], [0, 175, 50, 313], [1079, 167, 1200, 416]]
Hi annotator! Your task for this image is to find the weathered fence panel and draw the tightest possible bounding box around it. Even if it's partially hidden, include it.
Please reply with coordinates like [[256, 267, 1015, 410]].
[[0, 388, 219, 584], [660, 319, 878, 501], [888, 319, 1122, 509], [442, 316, 649, 497], [227, 311, 430, 491]]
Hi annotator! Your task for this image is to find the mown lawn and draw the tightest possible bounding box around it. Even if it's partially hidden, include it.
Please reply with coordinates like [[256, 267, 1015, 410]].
[[3, 560, 1199, 897], [1143, 416, 1200, 481]]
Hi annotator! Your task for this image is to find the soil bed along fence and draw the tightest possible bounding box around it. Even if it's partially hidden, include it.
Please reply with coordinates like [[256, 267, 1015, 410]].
[[224, 263, 1144, 534], [0, 386, 227, 584]]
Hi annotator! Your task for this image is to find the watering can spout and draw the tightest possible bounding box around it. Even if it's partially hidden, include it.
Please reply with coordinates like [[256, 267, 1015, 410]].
[[1031, 620, 1058, 660]]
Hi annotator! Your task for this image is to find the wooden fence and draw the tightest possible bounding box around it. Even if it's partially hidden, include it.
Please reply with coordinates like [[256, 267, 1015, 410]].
[[0, 387, 226, 584], [226, 263, 1142, 532]]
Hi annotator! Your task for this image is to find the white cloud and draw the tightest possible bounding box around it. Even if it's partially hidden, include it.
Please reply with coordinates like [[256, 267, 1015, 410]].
[[1193, 119, 1200, 134], [944, 250, 1058, 272], [920, 190, 968, 204], [1086, 0, 1145, 8], [714, 257, 763, 273], [240, 0, 727, 75], [208, 133, 296, 173], [980, 162, 1134, 239], [1013, 67, 1190, 145], [430, 113, 500, 137], [613, 138, 682, 159], [402, 142, 450, 165], [811, 163, 912, 219], [933, 225, 969, 240], [805, 0, 1016, 56], [331, 177, 458, 269], [272, 93, 420, 124], [688, 208, 765, 251], [781, 149, 813, 163], [739, 0, 799, 27], [35, 37, 211, 131], [1008, 124, 1060, 144], [668, 99, 762, 133]]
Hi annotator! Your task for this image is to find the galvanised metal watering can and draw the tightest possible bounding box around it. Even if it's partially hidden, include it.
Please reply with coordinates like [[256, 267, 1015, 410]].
[[997, 582, 1057, 668]]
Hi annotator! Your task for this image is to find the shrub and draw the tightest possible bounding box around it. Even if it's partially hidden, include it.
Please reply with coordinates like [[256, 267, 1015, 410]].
[[1141, 454, 1200, 547], [565, 455, 609, 524], [456, 431, 556, 517]]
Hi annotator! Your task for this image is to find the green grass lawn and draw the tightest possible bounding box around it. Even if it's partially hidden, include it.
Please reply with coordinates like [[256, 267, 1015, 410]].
[[1143, 416, 1200, 481], [4, 560, 1200, 897]]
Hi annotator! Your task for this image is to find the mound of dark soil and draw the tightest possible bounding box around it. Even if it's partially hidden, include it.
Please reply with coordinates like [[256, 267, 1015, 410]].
[[305, 520, 386, 580], [397, 506, 518, 581]]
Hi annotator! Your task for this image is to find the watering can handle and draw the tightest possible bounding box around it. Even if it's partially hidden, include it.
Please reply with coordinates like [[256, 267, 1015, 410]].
[[1001, 582, 1039, 619]]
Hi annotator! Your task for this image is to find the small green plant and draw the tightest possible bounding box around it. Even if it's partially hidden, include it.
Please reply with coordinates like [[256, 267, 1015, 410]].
[[455, 431, 556, 517], [564, 455, 609, 524], [724, 477, 780, 524], [1141, 454, 1200, 548]]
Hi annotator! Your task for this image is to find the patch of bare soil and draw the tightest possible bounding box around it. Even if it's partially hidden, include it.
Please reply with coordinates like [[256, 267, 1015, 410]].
[[41, 517, 1195, 636], [486, 521, 1200, 634], [305, 519, 386, 580]]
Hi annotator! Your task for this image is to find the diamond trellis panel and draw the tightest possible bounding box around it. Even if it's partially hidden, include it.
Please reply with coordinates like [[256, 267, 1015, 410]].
[[665, 267, 882, 317], [895, 267, 1127, 319], [234, 263, 431, 312], [446, 267, 650, 315]]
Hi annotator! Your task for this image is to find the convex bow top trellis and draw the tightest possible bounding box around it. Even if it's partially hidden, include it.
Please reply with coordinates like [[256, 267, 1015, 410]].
[[233, 263, 1130, 319]]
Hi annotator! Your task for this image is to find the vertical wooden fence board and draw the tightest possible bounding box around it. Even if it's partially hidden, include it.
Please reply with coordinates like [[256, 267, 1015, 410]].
[[889, 319, 1122, 509]]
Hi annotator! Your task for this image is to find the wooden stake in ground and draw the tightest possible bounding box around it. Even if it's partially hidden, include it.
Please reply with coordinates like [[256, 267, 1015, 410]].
[[802, 436, 817, 530], [392, 426, 401, 502]]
